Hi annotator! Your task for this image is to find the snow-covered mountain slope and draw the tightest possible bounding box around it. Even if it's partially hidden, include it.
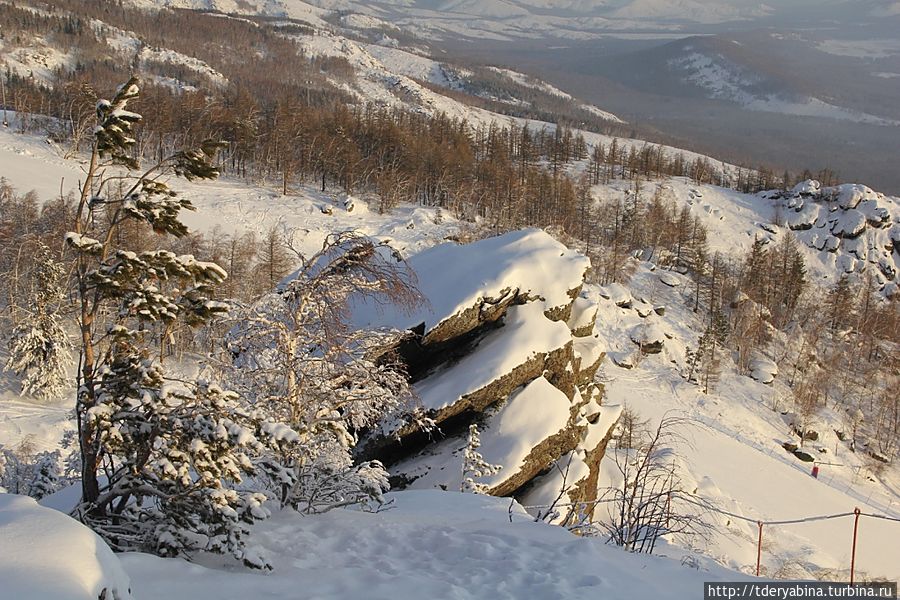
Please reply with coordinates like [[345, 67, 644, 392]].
[[0, 3, 627, 129], [669, 51, 900, 126], [1, 103, 896, 302], [126, 0, 330, 26], [602, 35, 900, 127], [116, 0, 876, 43], [284, 29, 628, 125], [1, 116, 898, 588], [282, 0, 879, 41], [592, 177, 900, 296], [588, 264, 900, 580], [298, 0, 784, 40]]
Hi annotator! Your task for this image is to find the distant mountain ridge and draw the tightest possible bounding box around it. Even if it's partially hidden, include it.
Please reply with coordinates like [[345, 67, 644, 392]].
[[123, 0, 884, 40]]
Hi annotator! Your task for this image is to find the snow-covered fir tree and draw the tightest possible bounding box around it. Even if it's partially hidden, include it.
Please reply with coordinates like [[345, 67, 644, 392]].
[[4, 242, 72, 399], [461, 423, 502, 494], [86, 349, 277, 566], [66, 77, 293, 568], [0, 443, 61, 500], [225, 231, 422, 513], [684, 311, 729, 394]]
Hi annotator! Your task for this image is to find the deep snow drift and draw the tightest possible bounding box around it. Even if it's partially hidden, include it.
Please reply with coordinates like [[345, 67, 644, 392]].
[[0, 494, 133, 600]]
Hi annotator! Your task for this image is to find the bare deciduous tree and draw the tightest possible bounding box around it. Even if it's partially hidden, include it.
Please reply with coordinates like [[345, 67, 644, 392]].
[[597, 412, 711, 554]]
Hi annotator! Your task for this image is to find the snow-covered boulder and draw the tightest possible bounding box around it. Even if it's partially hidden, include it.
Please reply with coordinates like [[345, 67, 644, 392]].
[[792, 179, 820, 196], [858, 199, 891, 226], [657, 271, 681, 288], [835, 184, 876, 210], [630, 320, 667, 354], [574, 336, 605, 386], [354, 228, 590, 345], [831, 209, 867, 239], [768, 181, 899, 297], [341, 194, 368, 214], [785, 201, 821, 231], [634, 302, 653, 318], [413, 302, 575, 417], [393, 377, 576, 494], [355, 229, 617, 513], [749, 354, 778, 384], [598, 282, 633, 307], [890, 224, 900, 254], [357, 302, 577, 461], [0, 494, 133, 600], [567, 292, 599, 338]]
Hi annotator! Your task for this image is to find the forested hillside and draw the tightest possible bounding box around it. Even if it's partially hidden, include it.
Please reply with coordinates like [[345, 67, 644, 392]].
[[0, 1, 898, 597]]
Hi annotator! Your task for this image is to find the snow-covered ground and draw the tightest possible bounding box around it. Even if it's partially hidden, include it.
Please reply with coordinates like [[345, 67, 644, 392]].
[[118, 489, 749, 600], [21, 478, 746, 600], [590, 265, 900, 580], [0, 494, 133, 599]]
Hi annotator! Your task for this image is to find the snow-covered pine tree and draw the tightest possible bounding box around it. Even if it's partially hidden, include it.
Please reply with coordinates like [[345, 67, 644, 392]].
[[701, 311, 730, 394], [26, 450, 61, 500], [66, 77, 291, 568], [685, 311, 729, 394], [461, 423, 501, 494], [4, 242, 72, 399], [225, 231, 422, 513]]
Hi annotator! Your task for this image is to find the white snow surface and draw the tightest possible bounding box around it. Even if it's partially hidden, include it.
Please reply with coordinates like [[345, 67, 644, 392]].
[[590, 264, 900, 580], [582, 402, 624, 450], [354, 228, 590, 334], [413, 302, 573, 413], [396, 376, 572, 492], [119, 489, 749, 599], [0, 494, 133, 600], [475, 377, 572, 487]]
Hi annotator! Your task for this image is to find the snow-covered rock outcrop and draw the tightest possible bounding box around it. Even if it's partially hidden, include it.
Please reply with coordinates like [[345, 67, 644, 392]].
[[0, 494, 133, 600], [772, 180, 899, 295], [355, 229, 617, 514]]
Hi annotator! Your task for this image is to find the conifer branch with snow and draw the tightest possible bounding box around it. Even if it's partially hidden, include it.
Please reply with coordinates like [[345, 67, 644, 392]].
[[461, 423, 502, 494]]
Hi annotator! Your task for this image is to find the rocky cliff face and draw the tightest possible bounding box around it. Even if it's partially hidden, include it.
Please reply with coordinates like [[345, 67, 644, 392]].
[[354, 228, 621, 518]]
